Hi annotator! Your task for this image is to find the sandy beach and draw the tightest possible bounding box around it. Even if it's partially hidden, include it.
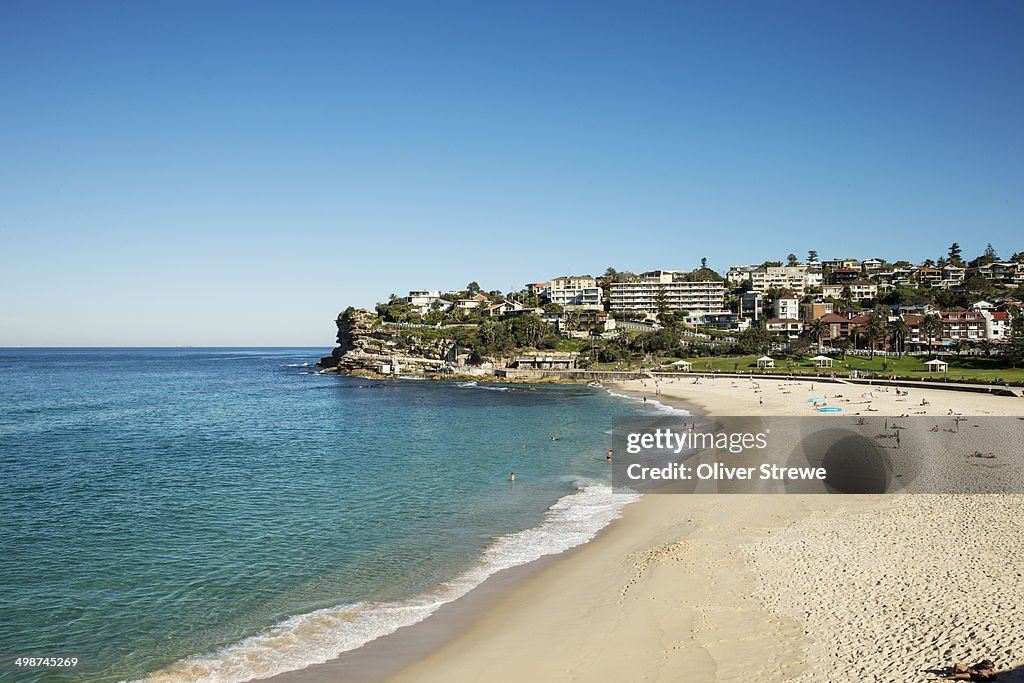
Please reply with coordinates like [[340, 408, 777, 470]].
[[278, 377, 1024, 683]]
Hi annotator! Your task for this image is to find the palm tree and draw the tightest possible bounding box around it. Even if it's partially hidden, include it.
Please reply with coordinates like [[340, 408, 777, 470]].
[[563, 311, 579, 335], [863, 311, 887, 358], [922, 314, 944, 356], [837, 337, 854, 359], [978, 339, 994, 357], [848, 324, 863, 351], [887, 318, 910, 357], [807, 318, 829, 353]]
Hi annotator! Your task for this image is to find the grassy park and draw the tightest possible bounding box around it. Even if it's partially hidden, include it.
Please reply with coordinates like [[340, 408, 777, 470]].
[[630, 353, 1024, 384]]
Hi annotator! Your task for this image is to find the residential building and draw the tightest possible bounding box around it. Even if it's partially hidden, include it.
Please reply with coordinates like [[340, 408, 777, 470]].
[[546, 275, 602, 309], [726, 265, 759, 287], [480, 300, 526, 317], [828, 268, 861, 284], [740, 291, 763, 321], [526, 282, 550, 298], [608, 271, 725, 314], [690, 312, 747, 331], [800, 301, 833, 321], [982, 310, 1011, 341], [454, 294, 488, 310], [773, 293, 800, 320], [749, 265, 812, 295], [939, 311, 986, 343], [406, 289, 442, 314], [819, 312, 870, 344], [822, 258, 860, 270], [765, 318, 803, 338], [821, 279, 877, 302]]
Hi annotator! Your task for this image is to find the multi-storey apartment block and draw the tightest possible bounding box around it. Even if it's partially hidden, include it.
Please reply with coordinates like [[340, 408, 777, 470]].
[[609, 271, 725, 314]]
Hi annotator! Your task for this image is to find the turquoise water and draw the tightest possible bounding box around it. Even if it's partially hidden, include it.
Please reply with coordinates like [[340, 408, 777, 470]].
[[0, 348, 673, 682]]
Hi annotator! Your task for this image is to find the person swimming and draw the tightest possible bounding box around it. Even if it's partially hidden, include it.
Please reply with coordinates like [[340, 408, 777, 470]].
[[510, 472, 516, 482], [606, 449, 613, 461]]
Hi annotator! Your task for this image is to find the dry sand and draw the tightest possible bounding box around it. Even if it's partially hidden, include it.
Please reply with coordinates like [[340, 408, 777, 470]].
[[279, 377, 1024, 683]]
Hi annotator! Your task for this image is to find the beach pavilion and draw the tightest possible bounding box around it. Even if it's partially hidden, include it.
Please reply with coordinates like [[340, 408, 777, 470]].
[[811, 355, 833, 369], [669, 360, 692, 371], [924, 358, 949, 373], [756, 356, 775, 369]]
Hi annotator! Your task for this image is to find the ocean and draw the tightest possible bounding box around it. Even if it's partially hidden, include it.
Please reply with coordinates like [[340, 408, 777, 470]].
[[0, 348, 680, 682]]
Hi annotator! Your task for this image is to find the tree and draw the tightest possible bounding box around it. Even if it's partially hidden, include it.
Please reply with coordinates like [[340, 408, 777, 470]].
[[922, 314, 944, 355], [563, 311, 579, 335], [1009, 313, 1024, 368], [887, 318, 910, 357], [841, 285, 853, 309], [837, 337, 854, 359], [787, 253, 799, 266], [700, 256, 708, 269], [808, 250, 819, 263], [806, 317, 829, 353], [984, 243, 999, 262], [654, 285, 670, 323], [738, 319, 773, 356], [466, 281, 482, 296], [863, 311, 887, 358], [977, 339, 994, 357], [508, 313, 547, 347], [948, 243, 963, 267]]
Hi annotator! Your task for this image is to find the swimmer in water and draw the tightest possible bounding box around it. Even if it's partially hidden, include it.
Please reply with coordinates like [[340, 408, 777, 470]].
[[606, 449, 613, 461], [510, 472, 516, 482]]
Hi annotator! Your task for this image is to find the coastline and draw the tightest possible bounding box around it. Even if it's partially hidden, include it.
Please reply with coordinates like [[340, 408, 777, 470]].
[[268, 377, 1024, 683]]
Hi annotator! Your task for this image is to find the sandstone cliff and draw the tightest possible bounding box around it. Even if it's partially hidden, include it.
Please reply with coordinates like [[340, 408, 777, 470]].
[[318, 308, 455, 375]]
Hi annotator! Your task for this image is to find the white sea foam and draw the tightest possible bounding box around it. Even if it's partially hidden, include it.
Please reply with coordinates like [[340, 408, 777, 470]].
[[133, 481, 639, 683], [284, 362, 311, 367], [603, 388, 691, 416], [455, 380, 509, 392]]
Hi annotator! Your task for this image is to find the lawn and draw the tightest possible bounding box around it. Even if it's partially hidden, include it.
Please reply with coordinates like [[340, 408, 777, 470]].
[[649, 354, 1024, 384]]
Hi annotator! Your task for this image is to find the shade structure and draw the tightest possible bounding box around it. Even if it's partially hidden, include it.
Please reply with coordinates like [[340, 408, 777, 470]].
[[810, 355, 833, 368], [924, 359, 948, 372], [756, 356, 774, 369]]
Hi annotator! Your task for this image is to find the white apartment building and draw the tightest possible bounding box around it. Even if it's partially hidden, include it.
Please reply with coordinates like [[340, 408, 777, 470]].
[[406, 289, 442, 314], [821, 279, 878, 302], [546, 275, 602, 309], [774, 295, 800, 320], [750, 265, 814, 295], [982, 310, 1011, 341], [726, 265, 759, 286], [609, 271, 725, 314]]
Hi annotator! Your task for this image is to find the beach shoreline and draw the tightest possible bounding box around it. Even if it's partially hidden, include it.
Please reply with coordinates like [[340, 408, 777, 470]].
[[268, 378, 1024, 683]]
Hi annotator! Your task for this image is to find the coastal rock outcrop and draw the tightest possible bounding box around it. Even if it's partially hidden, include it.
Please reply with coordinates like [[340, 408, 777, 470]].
[[318, 308, 454, 375]]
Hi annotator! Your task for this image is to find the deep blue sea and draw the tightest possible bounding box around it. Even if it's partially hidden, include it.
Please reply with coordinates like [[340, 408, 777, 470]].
[[0, 348, 680, 682]]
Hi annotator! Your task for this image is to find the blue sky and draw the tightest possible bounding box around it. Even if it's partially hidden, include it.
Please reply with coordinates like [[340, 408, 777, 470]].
[[1, 0, 1021, 345]]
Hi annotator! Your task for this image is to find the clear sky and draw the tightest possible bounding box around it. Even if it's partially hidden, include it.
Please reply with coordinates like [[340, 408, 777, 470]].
[[2, 1, 1021, 346]]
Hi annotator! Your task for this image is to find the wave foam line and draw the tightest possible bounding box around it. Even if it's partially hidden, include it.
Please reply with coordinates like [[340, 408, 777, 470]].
[[134, 481, 639, 683], [455, 381, 508, 391], [602, 388, 691, 416]]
